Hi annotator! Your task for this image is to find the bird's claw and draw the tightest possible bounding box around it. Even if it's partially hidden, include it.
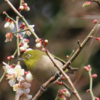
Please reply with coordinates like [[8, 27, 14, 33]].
[[55, 72, 61, 77]]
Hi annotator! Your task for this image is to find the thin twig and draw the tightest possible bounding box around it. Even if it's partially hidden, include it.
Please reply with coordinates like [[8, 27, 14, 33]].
[[15, 16, 20, 65], [88, 69, 95, 100], [45, 50, 82, 100], [0, 71, 6, 83]]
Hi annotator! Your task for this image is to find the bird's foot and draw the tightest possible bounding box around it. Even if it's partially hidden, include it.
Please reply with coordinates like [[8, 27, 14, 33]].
[[55, 72, 61, 77], [40, 86, 47, 91]]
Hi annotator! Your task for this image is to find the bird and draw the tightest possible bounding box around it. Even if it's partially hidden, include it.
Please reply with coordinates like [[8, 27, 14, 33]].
[[20, 49, 78, 85]]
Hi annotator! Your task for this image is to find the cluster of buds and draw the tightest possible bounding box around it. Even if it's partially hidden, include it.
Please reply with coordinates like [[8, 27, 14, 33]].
[[55, 81, 63, 85], [3, 62, 33, 100], [5, 32, 13, 42], [20, 23, 35, 36], [84, 65, 97, 76], [84, 65, 97, 78], [84, 65, 91, 72], [19, 39, 30, 53], [18, 0, 30, 11], [58, 89, 70, 100], [35, 38, 48, 51], [7, 55, 14, 60], [4, 17, 14, 30], [82, 1, 91, 7]]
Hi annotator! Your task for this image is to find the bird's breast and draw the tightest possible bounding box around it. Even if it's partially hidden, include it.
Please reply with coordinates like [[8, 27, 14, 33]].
[[31, 55, 63, 84]]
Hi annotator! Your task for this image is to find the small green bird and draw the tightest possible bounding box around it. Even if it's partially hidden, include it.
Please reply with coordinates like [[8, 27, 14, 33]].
[[22, 50, 77, 85]]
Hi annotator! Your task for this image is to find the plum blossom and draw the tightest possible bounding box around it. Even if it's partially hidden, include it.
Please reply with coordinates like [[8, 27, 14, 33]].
[[4, 20, 14, 30], [13, 82, 31, 97], [25, 71, 33, 82], [19, 39, 29, 52], [22, 25, 35, 36]]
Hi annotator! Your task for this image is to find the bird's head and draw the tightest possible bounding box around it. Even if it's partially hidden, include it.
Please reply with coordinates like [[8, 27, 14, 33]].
[[20, 50, 45, 69]]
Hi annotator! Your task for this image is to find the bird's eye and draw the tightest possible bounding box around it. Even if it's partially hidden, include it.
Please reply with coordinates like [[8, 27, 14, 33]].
[[26, 54, 31, 58]]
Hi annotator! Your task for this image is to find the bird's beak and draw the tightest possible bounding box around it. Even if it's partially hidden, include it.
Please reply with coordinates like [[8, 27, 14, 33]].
[[17, 58, 24, 61]]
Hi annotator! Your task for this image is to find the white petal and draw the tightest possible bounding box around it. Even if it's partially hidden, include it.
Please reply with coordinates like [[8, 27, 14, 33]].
[[26, 72, 33, 82], [15, 65, 21, 69], [10, 22, 14, 30], [22, 82, 31, 88], [27, 95, 32, 99], [30, 25, 35, 28], [9, 79, 16, 87], [26, 48, 33, 52], [4, 22, 10, 28], [16, 88, 24, 96], [23, 88, 30, 94], [7, 68, 14, 74], [17, 76, 25, 82]]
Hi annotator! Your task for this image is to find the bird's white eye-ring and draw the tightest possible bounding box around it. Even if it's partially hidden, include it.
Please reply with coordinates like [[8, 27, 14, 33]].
[[26, 54, 31, 58]]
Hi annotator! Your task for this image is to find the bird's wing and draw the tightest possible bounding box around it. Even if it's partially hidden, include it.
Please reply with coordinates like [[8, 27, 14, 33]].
[[53, 56, 78, 74]]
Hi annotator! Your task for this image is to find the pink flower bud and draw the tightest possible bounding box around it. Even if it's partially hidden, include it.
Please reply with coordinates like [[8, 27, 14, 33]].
[[66, 55, 69, 59], [61, 77, 65, 80], [96, 38, 100, 41], [92, 74, 97, 78], [42, 48, 46, 51], [95, 97, 100, 100], [93, 19, 98, 24], [20, 23, 26, 29], [84, 67, 89, 72], [86, 89, 90, 92], [18, 6, 24, 11], [55, 81, 63, 85], [22, 0, 24, 3], [24, 6, 30, 11], [43, 39, 48, 47], [24, 39, 29, 42], [87, 65, 91, 69], [35, 38, 42, 43], [7, 56, 11, 60], [11, 55, 14, 59], [3, 11, 6, 15], [19, 42, 24, 47], [18, 34, 22, 39], [22, 3, 27, 6], [60, 95, 66, 100]]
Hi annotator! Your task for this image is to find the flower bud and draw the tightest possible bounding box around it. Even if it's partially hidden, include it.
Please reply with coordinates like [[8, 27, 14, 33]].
[[60, 95, 66, 100], [55, 81, 63, 85], [35, 38, 42, 43], [92, 74, 97, 78], [24, 39, 29, 43], [7, 56, 11, 60], [26, 72, 33, 82], [42, 48, 46, 51], [93, 19, 98, 24], [43, 39, 48, 47], [62, 89, 70, 97], [95, 97, 100, 100], [18, 6, 24, 11], [87, 65, 91, 69], [96, 38, 100, 41], [36, 43, 42, 48], [86, 89, 90, 92], [3, 11, 6, 15], [84, 67, 89, 72], [24, 6, 30, 11]]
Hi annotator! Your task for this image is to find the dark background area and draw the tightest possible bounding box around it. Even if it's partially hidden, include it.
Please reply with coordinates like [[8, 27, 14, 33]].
[[0, 0, 100, 100]]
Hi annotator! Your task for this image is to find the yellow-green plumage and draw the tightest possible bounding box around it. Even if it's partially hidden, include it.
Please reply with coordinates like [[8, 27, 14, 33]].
[[22, 50, 77, 84]]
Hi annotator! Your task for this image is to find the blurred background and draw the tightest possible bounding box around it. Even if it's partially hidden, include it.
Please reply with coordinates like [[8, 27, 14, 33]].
[[0, 0, 100, 100]]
